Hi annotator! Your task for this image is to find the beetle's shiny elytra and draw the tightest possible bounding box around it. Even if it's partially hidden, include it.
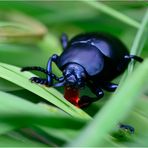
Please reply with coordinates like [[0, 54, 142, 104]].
[[21, 32, 143, 107]]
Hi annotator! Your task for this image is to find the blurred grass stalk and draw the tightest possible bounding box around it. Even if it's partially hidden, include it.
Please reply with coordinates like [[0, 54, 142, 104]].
[[128, 9, 148, 73], [67, 7, 148, 147], [0, 11, 47, 43], [0, 91, 87, 134], [82, 0, 140, 29], [120, 8, 148, 83]]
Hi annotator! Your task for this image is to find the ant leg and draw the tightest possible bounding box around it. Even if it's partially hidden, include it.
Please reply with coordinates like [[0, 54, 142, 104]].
[[124, 55, 143, 63], [78, 82, 104, 108], [100, 81, 118, 92], [60, 33, 68, 49]]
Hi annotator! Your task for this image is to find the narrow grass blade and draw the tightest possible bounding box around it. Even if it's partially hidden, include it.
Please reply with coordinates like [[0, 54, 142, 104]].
[[67, 59, 148, 147], [130, 9, 148, 55], [38, 126, 79, 143], [0, 91, 87, 134], [100, 96, 148, 147], [0, 63, 91, 119], [0, 135, 47, 147], [0, 22, 32, 31], [82, 0, 140, 29], [0, 11, 47, 43], [128, 8, 148, 73], [0, 78, 22, 91], [120, 9, 148, 83]]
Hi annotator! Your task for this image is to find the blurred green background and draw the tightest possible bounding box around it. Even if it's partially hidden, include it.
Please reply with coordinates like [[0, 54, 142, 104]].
[[0, 1, 147, 147]]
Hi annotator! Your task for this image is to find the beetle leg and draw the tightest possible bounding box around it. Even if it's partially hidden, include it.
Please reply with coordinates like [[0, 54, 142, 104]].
[[61, 33, 68, 49], [30, 77, 49, 86], [79, 89, 104, 108], [53, 79, 66, 87], [21, 65, 63, 85], [124, 55, 143, 63], [78, 82, 104, 108], [47, 54, 59, 86], [87, 81, 104, 98], [100, 81, 118, 92]]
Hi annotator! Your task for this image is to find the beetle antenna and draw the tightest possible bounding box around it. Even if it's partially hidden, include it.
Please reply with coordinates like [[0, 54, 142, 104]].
[[21, 66, 60, 80], [21, 66, 49, 74]]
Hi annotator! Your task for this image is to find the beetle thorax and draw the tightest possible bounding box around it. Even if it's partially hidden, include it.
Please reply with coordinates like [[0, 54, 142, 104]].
[[63, 63, 86, 88]]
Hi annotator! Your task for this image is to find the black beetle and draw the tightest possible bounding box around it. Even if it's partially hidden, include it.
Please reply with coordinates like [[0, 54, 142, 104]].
[[21, 32, 143, 107]]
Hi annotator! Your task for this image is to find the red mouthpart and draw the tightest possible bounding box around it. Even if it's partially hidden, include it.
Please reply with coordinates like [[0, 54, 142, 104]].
[[64, 86, 80, 107]]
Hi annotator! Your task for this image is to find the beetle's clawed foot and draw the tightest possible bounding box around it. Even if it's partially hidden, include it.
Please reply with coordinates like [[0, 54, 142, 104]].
[[30, 77, 50, 86]]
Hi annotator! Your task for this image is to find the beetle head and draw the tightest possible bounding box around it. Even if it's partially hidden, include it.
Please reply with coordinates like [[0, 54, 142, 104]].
[[63, 63, 86, 89]]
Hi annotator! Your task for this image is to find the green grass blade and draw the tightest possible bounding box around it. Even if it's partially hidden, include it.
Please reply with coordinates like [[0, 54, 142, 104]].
[[120, 9, 148, 83], [100, 96, 148, 147], [0, 135, 47, 147], [0, 22, 32, 31], [128, 8, 148, 73], [0, 91, 87, 134], [130, 9, 148, 55], [82, 0, 140, 29], [67, 59, 148, 147], [0, 11, 47, 43], [0, 63, 91, 119], [36, 126, 79, 143], [0, 78, 22, 91]]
